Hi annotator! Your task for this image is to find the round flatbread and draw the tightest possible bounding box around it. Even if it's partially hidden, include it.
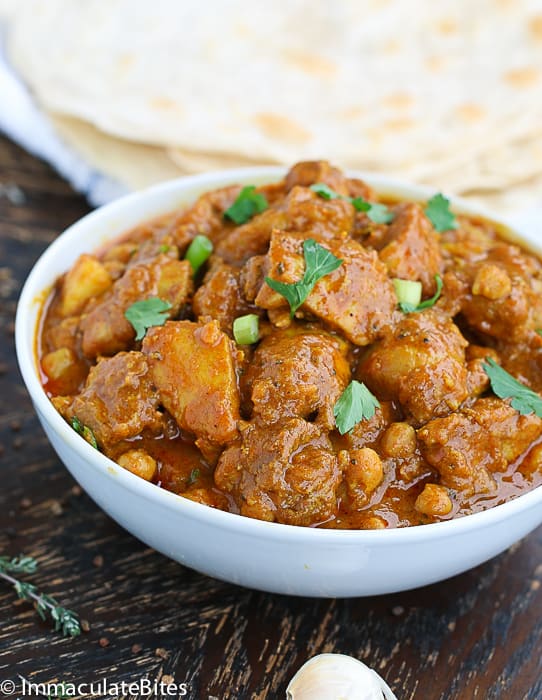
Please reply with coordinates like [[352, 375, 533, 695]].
[[6, 0, 542, 177]]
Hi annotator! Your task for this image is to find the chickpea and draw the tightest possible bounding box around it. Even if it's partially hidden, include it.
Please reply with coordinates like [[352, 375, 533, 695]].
[[415, 483, 453, 517], [472, 263, 512, 300], [380, 422, 417, 459], [359, 515, 387, 529], [268, 307, 292, 328], [117, 449, 157, 482], [346, 448, 384, 496]]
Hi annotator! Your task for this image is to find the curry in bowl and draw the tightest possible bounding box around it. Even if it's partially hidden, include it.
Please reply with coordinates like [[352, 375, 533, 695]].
[[37, 161, 542, 529]]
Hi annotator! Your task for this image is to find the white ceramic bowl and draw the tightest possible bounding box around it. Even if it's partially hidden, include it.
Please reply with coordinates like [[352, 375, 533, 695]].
[[15, 168, 542, 597]]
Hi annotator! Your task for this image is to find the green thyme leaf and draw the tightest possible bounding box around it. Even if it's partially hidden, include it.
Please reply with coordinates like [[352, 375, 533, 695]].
[[0, 555, 81, 637], [0, 555, 38, 575], [224, 186, 268, 224], [265, 238, 343, 317], [124, 297, 172, 341], [71, 416, 99, 450], [399, 274, 443, 313], [425, 193, 457, 232], [482, 358, 542, 417], [310, 183, 394, 223], [334, 380, 381, 435], [14, 580, 37, 600]]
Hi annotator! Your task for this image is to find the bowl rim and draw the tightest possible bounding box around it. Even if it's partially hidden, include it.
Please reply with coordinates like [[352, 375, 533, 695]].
[[15, 165, 542, 545]]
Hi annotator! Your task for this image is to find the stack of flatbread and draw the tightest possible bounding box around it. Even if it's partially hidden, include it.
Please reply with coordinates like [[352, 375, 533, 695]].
[[2, 0, 542, 210]]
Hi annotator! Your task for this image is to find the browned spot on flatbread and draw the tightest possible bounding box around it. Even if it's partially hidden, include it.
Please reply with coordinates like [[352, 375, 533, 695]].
[[383, 118, 415, 132], [234, 22, 251, 38], [337, 107, 365, 120], [456, 103, 487, 122], [383, 92, 414, 111], [117, 53, 135, 72], [503, 67, 540, 88], [436, 18, 458, 34], [528, 14, 542, 41], [253, 113, 311, 145], [382, 39, 401, 54], [426, 56, 447, 72], [149, 97, 183, 113], [283, 49, 337, 78]]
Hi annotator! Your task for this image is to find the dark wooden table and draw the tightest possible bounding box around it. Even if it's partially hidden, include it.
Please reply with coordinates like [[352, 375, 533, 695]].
[[1, 134, 541, 700]]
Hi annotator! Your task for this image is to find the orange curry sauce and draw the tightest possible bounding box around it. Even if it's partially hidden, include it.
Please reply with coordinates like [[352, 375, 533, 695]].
[[37, 162, 542, 528]]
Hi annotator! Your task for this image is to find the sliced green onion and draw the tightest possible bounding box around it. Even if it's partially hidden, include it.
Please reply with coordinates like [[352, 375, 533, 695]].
[[392, 278, 422, 308], [185, 235, 213, 274], [71, 416, 99, 450], [233, 314, 260, 345]]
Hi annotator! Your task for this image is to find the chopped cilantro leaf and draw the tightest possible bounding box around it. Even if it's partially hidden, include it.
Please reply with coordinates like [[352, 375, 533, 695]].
[[334, 380, 381, 435], [482, 358, 542, 417], [363, 201, 394, 224], [309, 182, 340, 200], [265, 238, 343, 317], [425, 193, 457, 232], [224, 186, 268, 224], [311, 183, 394, 223], [124, 297, 172, 341]]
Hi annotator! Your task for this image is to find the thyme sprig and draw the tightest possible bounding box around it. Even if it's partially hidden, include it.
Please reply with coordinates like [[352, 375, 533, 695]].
[[0, 555, 81, 637]]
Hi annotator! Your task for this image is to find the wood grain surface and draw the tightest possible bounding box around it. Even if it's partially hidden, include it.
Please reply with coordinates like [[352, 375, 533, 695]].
[[0, 135, 541, 700]]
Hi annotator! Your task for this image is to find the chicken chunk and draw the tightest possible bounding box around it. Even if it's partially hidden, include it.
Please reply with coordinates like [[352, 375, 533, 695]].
[[63, 351, 164, 451], [216, 184, 355, 264], [169, 184, 242, 251], [467, 397, 542, 464], [142, 320, 240, 445], [215, 206, 288, 264], [358, 310, 469, 424], [461, 244, 542, 342], [192, 258, 251, 334], [80, 256, 192, 357], [242, 327, 351, 429], [418, 397, 542, 497], [340, 447, 385, 511], [285, 186, 355, 240], [379, 203, 443, 295], [284, 160, 350, 195], [284, 160, 375, 201], [256, 232, 397, 345], [215, 418, 341, 526], [496, 333, 542, 393]]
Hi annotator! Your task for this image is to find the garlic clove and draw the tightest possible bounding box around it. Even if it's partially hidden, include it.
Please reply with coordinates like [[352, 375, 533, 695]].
[[286, 653, 398, 700]]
